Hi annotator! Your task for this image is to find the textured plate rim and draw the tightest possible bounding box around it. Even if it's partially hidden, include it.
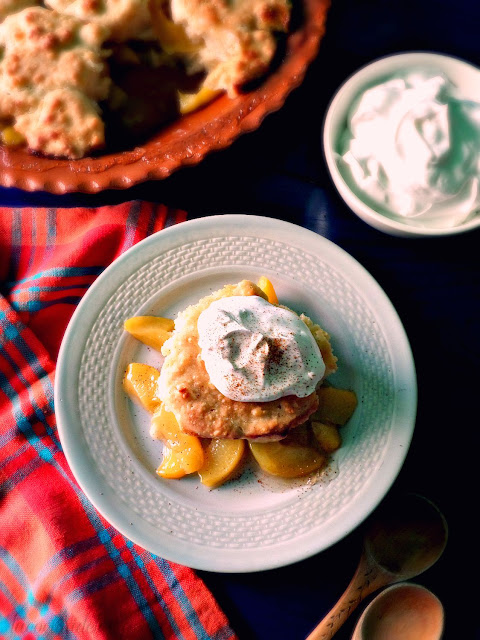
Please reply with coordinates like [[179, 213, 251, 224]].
[[55, 215, 417, 572]]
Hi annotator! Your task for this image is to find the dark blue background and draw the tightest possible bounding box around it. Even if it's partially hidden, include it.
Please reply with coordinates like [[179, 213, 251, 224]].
[[2, 1, 478, 638]]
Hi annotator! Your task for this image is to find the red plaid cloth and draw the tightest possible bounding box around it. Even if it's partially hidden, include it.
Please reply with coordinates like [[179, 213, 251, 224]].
[[0, 204, 237, 640]]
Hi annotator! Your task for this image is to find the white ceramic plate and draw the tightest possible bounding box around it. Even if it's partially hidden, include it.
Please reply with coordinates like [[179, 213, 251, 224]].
[[55, 215, 417, 572]]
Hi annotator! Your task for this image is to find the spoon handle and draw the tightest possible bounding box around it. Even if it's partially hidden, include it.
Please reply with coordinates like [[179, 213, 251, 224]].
[[305, 554, 393, 640]]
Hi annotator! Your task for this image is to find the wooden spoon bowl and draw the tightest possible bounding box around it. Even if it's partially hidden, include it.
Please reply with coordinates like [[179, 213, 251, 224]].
[[351, 583, 444, 640]]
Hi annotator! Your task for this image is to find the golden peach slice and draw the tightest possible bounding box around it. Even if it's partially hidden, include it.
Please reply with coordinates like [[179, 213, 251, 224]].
[[249, 426, 327, 478], [1, 126, 25, 146], [149, 0, 199, 54], [124, 315, 174, 352], [157, 449, 193, 479], [178, 87, 222, 115], [257, 276, 279, 305], [198, 439, 246, 488], [151, 405, 204, 478], [313, 387, 358, 425], [123, 362, 161, 413], [311, 421, 342, 453]]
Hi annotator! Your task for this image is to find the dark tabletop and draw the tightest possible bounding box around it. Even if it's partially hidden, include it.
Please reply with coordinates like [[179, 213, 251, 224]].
[[2, 1, 479, 638]]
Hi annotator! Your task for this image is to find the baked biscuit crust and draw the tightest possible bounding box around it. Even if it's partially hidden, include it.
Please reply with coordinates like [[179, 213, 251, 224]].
[[14, 88, 105, 159], [0, 7, 110, 157], [0, 0, 37, 22], [159, 280, 337, 439], [44, 0, 152, 42], [170, 0, 290, 95]]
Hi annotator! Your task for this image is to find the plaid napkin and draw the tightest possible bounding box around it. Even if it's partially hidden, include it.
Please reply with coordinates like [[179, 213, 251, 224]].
[[0, 203, 237, 640]]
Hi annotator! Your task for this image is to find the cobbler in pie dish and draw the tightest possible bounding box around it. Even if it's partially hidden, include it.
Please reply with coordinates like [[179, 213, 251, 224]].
[[0, 0, 291, 158]]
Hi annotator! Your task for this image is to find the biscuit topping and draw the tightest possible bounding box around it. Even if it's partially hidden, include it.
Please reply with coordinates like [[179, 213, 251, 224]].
[[197, 296, 325, 402]]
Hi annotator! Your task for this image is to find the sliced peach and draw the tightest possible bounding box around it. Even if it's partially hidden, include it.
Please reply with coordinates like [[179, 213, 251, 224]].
[[149, 0, 199, 54], [249, 426, 327, 478], [124, 315, 174, 351], [123, 362, 161, 413], [198, 439, 246, 488], [151, 405, 204, 478], [178, 87, 221, 115], [311, 421, 342, 453], [1, 126, 25, 146], [257, 276, 279, 305], [313, 387, 358, 425], [157, 449, 193, 479]]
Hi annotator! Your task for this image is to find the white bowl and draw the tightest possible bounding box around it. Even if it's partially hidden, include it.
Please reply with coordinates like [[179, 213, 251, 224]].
[[323, 52, 480, 238]]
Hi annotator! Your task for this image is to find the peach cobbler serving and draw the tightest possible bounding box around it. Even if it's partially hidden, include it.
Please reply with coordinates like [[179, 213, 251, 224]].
[[123, 278, 357, 489], [0, 0, 291, 158]]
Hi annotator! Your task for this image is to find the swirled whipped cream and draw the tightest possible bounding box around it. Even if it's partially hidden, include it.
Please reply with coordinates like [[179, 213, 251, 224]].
[[197, 296, 325, 402], [337, 71, 480, 228]]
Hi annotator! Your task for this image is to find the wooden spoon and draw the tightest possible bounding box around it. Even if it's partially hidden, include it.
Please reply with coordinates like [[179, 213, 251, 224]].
[[305, 493, 448, 640], [350, 582, 444, 640]]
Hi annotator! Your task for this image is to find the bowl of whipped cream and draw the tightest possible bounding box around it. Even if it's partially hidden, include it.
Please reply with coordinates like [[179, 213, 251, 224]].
[[323, 52, 480, 237]]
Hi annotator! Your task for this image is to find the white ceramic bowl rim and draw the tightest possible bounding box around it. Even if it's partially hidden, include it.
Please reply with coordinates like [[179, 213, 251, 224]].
[[323, 51, 480, 237]]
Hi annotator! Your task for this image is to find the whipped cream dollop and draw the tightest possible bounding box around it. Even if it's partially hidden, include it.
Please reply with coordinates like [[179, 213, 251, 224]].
[[197, 296, 325, 402], [337, 71, 480, 228]]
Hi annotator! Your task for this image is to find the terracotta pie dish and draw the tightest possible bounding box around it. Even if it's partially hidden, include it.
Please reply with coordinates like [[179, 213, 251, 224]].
[[0, 0, 330, 194]]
